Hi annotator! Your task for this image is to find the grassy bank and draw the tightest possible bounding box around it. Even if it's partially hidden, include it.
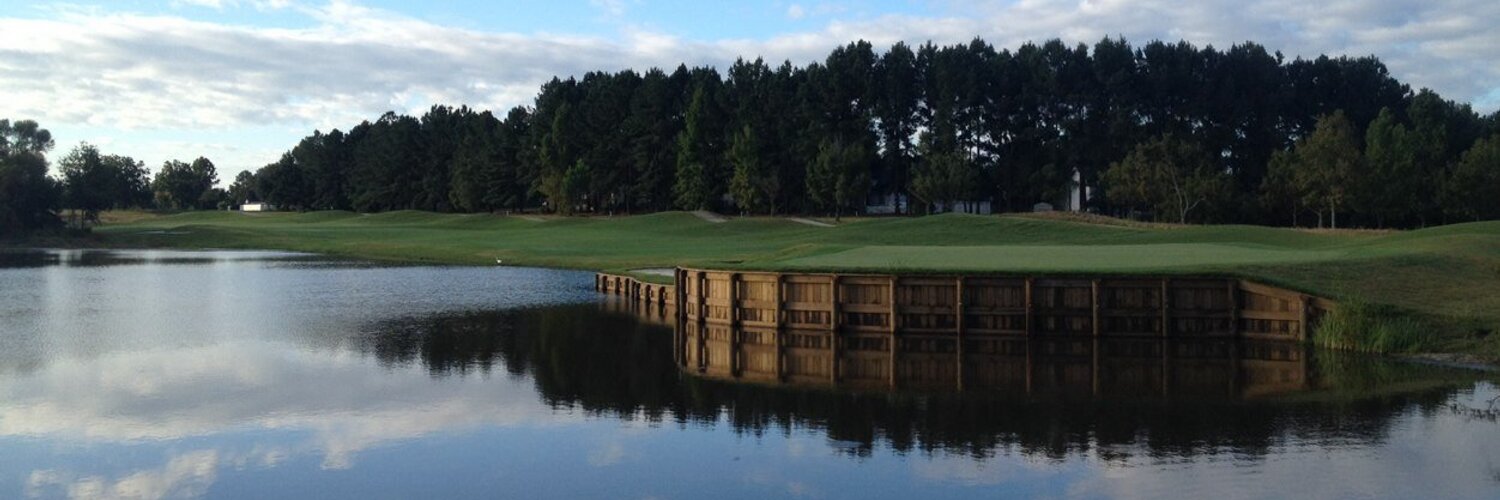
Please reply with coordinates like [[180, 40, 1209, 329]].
[[84, 210, 1500, 359]]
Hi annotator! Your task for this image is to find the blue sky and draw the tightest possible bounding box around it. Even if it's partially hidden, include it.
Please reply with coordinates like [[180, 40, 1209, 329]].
[[1, 0, 1497, 180]]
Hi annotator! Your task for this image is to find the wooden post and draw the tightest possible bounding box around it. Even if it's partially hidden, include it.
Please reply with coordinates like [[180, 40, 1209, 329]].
[[889, 276, 899, 333], [1024, 278, 1035, 337], [955, 276, 965, 391], [696, 271, 707, 333], [955, 277, 965, 336], [695, 321, 707, 373], [1091, 279, 1102, 337], [681, 269, 691, 324], [830, 274, 841, 382], [1228, 280, 1241, 338], [888, 276, 898, 389], [1160, 278, 1171, 338], [1298, 294, 1311, 341], [830, 274, 841, 333], [728, 272, 740, 328], [774, 273, 784, 325]]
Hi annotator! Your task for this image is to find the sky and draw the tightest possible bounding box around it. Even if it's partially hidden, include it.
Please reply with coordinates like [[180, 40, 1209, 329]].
[[1, 0, 1497, 180]]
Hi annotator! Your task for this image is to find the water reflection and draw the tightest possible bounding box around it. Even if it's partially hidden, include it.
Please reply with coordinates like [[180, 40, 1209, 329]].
[[0, 248, 334, 268], [353, 304, 1476, 462], [679, 325, 1313, 399]]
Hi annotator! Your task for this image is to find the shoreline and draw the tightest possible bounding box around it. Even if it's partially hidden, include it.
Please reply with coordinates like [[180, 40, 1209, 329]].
[[6, 240, 1499, 373], [11, 210, 1500, 365]]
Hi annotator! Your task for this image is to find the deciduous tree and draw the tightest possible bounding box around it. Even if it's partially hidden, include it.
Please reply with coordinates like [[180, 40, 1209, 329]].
[[1103, 134, 1232, 224]]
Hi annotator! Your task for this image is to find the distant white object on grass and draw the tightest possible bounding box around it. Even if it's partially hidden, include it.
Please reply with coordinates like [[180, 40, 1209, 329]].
[[495, 259, 504, 265]]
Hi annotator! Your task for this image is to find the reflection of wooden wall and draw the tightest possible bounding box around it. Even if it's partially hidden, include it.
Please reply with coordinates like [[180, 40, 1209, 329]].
[[659, 269, 1333, 342], [678, 327, 1311, 398]]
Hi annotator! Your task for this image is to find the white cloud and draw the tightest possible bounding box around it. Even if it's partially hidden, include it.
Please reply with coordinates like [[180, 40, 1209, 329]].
[[787, 4, 806, 20], [26, 450, 220, 500], [587, 441, 628, 466], [0, 342, 580, 470], [0, 0, 1495, 171]]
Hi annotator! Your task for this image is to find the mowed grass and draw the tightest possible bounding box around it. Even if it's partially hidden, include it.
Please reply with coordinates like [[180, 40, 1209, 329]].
[[96, 210, 1500, 358], [773, 243, 1346, 272]]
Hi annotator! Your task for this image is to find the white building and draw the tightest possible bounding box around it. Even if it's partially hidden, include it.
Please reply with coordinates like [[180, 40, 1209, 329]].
[[241, 202, 274, 212]]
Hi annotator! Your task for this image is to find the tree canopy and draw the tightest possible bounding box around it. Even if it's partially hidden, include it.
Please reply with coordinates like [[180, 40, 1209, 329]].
[[0, 119, 61, 233], [1103, 134, 1232, 224], [85, 36, 1499, 228]]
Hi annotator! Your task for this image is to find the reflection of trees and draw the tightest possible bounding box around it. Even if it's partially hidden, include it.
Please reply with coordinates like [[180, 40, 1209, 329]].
[[353, 305, 1467, 462]]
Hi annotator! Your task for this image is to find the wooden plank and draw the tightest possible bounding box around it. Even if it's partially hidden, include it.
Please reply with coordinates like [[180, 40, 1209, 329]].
[[1239, 310, 1302, 321]]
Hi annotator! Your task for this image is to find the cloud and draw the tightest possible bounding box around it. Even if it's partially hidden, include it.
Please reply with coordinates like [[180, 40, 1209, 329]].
[[787, 4, 806, 20], [26, 450, 221, 500], [0, 342, 580, 469], [587, 441, 628, 466], [0, 0, 1495, 171]]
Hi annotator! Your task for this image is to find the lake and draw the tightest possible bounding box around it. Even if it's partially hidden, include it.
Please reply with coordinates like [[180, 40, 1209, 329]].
[[0, 249, 1496, 499]]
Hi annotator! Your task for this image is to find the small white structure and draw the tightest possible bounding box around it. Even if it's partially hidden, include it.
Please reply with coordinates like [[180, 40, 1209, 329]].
[[241, 202, 274, 212], [1065, 168, 1086, 212]]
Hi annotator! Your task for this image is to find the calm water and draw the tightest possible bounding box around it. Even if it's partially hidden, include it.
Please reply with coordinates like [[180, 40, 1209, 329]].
[[0, 249, 1496, 499]]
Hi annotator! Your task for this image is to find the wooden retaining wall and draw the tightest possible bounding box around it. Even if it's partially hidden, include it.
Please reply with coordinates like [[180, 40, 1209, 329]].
[[595, 273, 676, 308], [659, 268, 1335, 342]]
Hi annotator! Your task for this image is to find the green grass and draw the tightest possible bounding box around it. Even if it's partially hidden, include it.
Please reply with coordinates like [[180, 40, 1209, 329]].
[[88, 209, 1500, 360], [1313, 301, 1434, 353]]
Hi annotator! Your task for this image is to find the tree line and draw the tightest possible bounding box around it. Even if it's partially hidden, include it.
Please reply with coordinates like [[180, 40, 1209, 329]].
[[238, 37, 1497, 227], [1, 120, 223, 233], [6, 37, 1499, 234]]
